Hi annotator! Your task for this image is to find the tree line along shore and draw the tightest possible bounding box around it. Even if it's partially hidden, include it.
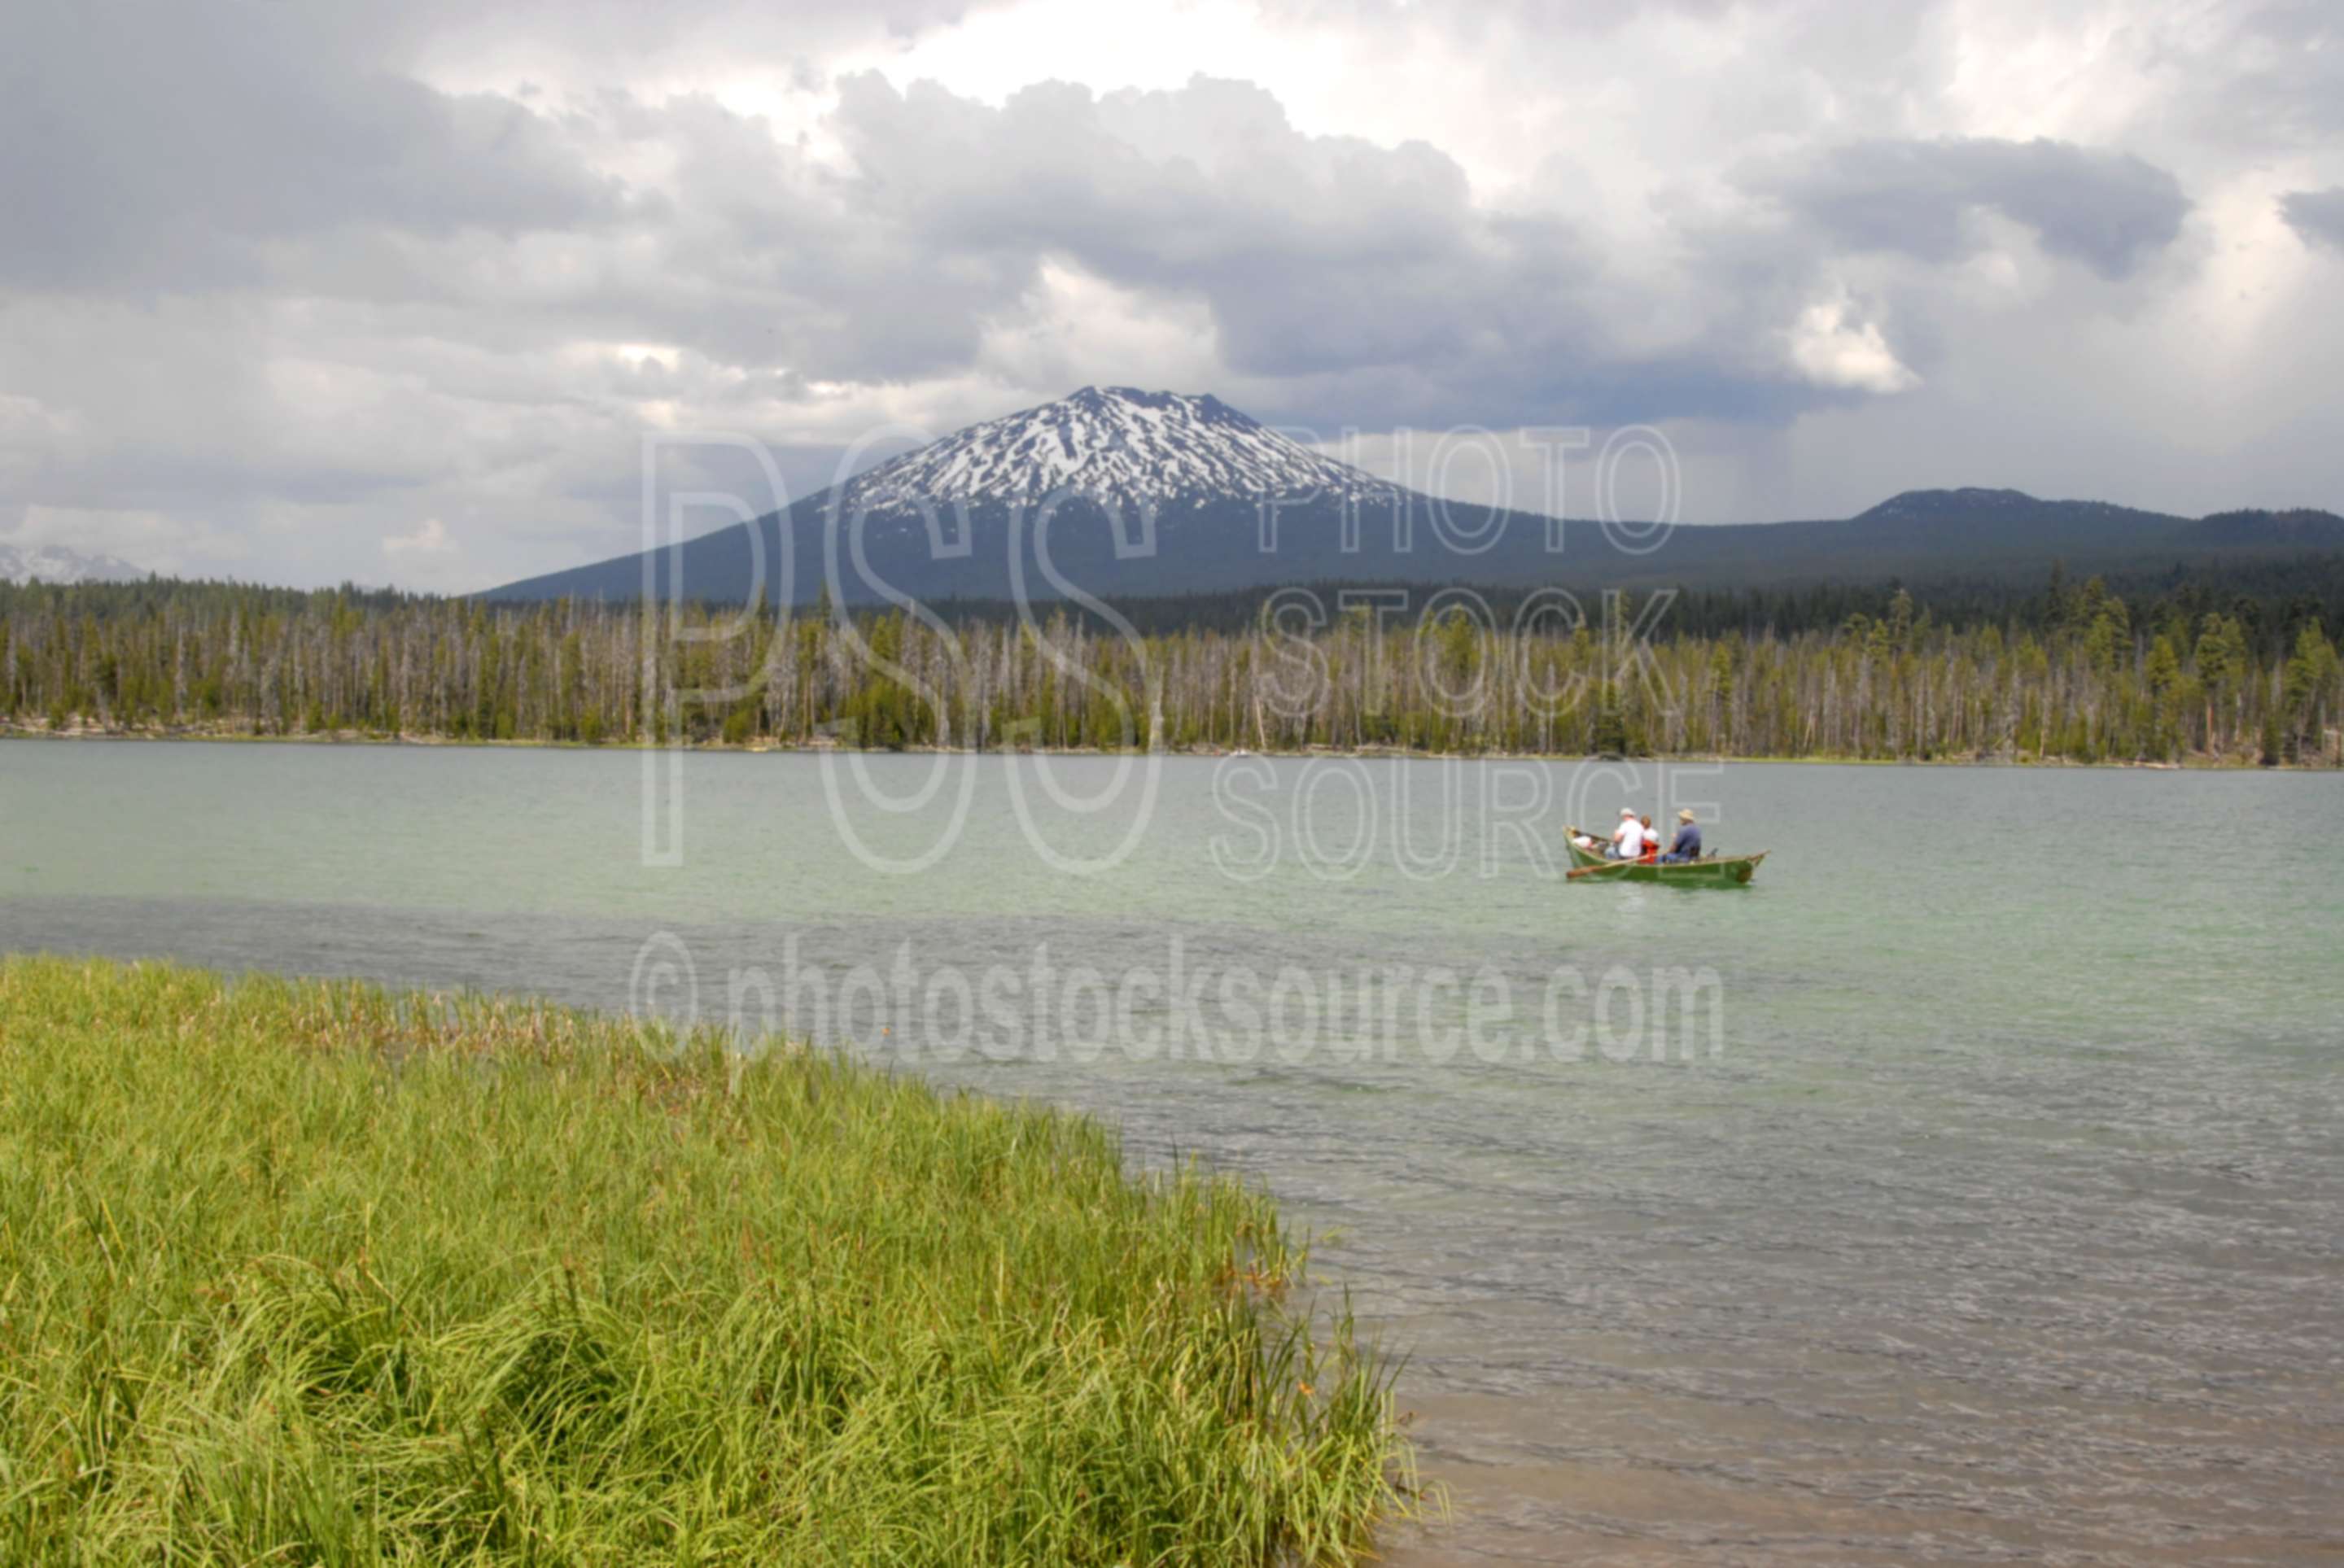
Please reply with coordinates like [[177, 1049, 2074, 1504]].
[[4, 566, 2339, 767], [0, 955, 1420, 1562]]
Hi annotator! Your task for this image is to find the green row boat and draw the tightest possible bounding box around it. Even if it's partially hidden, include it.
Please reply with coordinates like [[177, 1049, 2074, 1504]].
[[1563, 828, 1768, 886]]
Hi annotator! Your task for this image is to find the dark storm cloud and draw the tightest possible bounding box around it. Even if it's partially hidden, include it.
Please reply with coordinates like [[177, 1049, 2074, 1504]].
[[774, 78, 2208, 428], [1752, 137, 2191, 279], [828, 75, 1555, 372], [0, 0, 1017, 292], [811, 73, 1635, 424], [0, 4, 636, 290], [0, 2, 2200, 412], [2280, 188, 2344, 253]]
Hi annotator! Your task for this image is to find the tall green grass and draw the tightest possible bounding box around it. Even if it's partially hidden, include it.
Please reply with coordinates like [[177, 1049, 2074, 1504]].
[[0, 957, 1419, 1564]]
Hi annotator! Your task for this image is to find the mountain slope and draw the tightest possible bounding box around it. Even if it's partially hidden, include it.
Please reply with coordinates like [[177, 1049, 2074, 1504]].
[[488, 385, 1428, 607], [0, 544, 148, 586], [482, 389, 2344, 608]]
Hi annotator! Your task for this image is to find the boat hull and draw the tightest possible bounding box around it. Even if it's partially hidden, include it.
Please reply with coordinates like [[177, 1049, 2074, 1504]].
[[1564, 832, 1766, 885]]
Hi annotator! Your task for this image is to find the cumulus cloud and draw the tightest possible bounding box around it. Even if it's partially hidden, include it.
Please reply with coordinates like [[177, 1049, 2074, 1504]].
[[1786, 302, 1920, 394]]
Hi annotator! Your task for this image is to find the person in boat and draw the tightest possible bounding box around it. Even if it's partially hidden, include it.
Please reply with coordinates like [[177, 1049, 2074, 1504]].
[[1607, 807, 1643, 859], [1638, 815, 1658, 863], [1659, 808, 1703, 863]]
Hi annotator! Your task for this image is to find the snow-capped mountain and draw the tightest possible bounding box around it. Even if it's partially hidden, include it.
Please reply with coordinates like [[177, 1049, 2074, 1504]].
[[0, 543, 147, 586], [483, 385, 2334, 609], [845, 387, 1397, 513]]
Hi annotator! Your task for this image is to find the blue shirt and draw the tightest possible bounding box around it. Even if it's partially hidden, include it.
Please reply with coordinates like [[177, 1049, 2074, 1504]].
[[1669, 823, 1702, 857]]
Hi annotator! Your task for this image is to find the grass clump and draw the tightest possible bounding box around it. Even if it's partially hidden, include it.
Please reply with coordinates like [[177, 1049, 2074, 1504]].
[[0, 956, 1418, 1564]]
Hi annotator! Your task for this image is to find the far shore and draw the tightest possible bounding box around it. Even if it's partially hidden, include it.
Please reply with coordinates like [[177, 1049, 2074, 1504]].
[[7, 718, 2330, 771]]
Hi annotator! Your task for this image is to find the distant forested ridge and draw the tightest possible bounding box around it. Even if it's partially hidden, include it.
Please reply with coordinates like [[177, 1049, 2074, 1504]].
[[5, 563, 2340, 765]]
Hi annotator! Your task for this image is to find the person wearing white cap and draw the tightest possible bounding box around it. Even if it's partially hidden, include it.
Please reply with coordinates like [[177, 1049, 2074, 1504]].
[[1608, 806, 1645, 860]]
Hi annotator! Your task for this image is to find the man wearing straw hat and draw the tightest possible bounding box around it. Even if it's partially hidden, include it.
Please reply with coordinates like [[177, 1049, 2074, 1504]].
[[1658, 808, 1703, 863], [1607, 806, 1644, 860]]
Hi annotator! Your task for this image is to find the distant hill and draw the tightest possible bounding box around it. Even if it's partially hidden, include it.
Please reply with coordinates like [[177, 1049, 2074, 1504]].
[[0, 543, 148, 587], [1618, 491, 2342, 591], [481, 387, 2344, 608], [2171, 509, 2344, 548]]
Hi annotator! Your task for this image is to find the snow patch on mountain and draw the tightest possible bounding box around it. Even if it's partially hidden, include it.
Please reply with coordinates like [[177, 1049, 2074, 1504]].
[[0, 543, 148, 585], [842, 387, 1399, 513]]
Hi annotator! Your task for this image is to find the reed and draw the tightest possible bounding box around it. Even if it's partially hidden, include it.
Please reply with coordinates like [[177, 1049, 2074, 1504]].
[[0, 955, 1419, 1563]]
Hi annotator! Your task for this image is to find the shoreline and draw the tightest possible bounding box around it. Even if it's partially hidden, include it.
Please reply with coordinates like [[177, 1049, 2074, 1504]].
[[3, 718, 2328, 771], [0, 954, 1423, 1559]]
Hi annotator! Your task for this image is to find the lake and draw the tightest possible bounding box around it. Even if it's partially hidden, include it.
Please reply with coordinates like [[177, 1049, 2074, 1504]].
[[5, 740, 2341, 1562]]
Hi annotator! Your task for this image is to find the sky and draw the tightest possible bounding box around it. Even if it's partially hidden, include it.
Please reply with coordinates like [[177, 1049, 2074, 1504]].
[[2, 0, 2340, 591]]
